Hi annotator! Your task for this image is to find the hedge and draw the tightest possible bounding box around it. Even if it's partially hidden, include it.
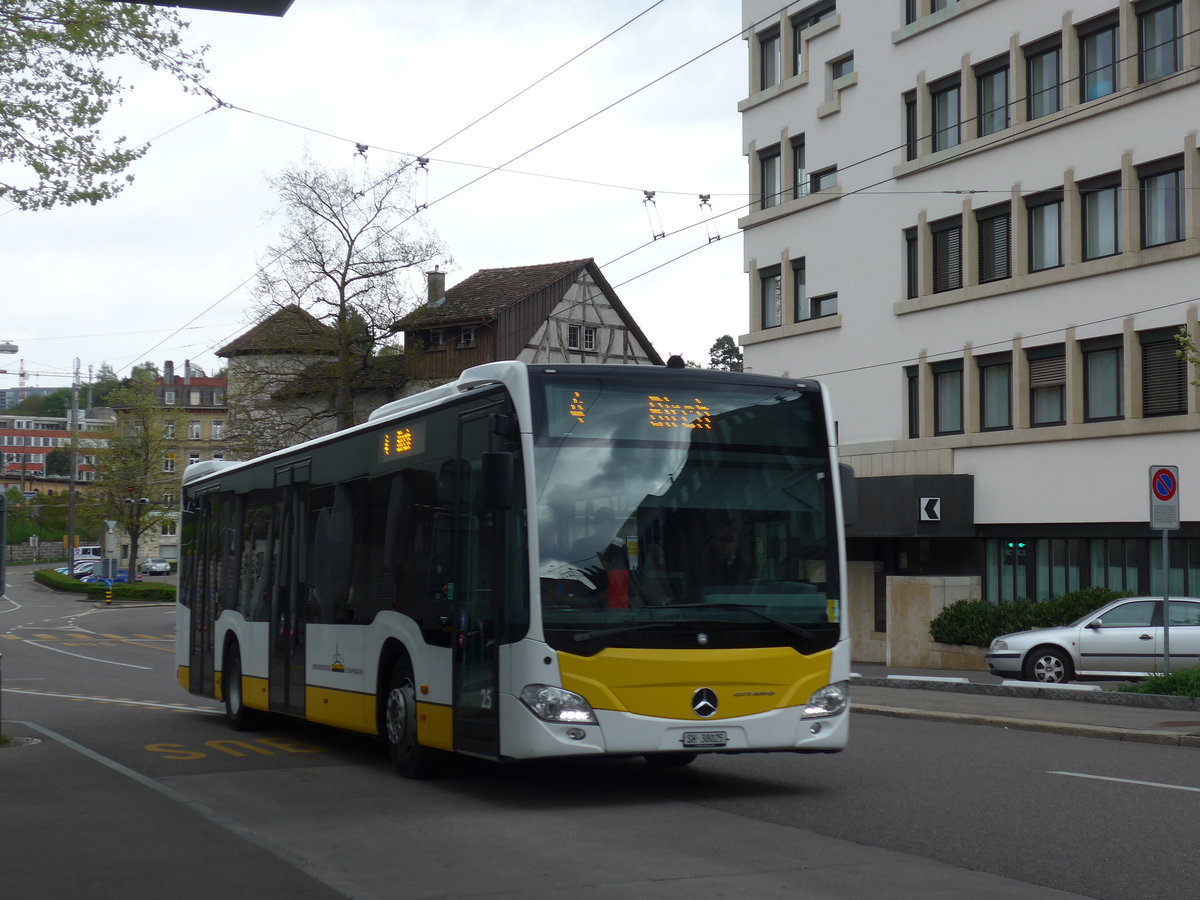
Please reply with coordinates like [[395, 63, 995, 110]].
[[928, 587, 1128, 647], [34, 568, 176, 602]]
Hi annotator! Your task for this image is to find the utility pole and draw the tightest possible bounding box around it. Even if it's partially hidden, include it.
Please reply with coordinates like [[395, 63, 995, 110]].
[[67, 359, 79, 576]]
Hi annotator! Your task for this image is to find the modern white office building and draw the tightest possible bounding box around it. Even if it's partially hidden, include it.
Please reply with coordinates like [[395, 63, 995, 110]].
[[739, 0, 1200, 661]]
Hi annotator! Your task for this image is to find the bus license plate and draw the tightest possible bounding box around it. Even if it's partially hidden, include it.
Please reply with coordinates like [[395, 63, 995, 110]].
[[682, 731, 727, 748]]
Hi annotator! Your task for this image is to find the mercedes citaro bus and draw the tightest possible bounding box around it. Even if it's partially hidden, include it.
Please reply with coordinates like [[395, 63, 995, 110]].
[[176, 362, 854, 775]]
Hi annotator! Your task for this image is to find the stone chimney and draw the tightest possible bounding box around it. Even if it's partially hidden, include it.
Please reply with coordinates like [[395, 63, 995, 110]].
[[163, 360, 174, 384], [183, 359, 192, 385], [427, 267, 445, 306]]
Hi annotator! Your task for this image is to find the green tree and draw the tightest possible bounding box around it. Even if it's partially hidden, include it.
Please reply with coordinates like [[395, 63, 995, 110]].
[[231, 151, 449, 450], [44, 446, 70, 476], [1175, 326, 1200, 385], [89, 370, 182, 576], [89, 362, 122, 406], [708, 335, 743, 372], [0, 0, 209, 211]]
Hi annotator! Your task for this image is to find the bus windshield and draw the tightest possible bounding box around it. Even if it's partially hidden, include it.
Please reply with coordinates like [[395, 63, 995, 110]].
[[532, 372, 840, 655]]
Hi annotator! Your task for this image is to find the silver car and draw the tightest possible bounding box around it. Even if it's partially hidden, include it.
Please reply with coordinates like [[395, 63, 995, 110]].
[[985, 596, 1200, 683], [139, 557, 172, 575]]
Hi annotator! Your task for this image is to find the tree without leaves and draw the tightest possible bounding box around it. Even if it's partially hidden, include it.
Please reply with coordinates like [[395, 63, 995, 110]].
[[229, 152, 449, 453], [0, 0, 209, 211], [89, 370, 182, 577]]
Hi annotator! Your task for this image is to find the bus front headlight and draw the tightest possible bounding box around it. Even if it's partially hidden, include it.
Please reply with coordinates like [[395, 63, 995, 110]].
[[801, 682, 848, 718], [520, 685, 598, 725]]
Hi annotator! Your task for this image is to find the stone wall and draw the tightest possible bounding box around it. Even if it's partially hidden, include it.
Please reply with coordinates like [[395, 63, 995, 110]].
[[885, 575, 984, 669]]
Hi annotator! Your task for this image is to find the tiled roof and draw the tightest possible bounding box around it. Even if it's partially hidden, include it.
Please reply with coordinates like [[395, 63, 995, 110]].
[[216, 304, 339, 357], [395, 259, 592, 328]]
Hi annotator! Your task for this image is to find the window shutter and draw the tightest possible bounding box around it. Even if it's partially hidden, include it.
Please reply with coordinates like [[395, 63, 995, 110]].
[[932, 223, 962, 292], [1142, 339, 1187, 416], [978, 213, 1011, 282], [1028, 354, 1065, 387]]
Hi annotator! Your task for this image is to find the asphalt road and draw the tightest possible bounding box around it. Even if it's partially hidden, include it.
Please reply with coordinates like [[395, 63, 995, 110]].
[[4, 567, 1199, 899]]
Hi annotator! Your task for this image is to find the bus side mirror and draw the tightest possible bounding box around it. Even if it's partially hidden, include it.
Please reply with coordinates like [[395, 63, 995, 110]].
[[839, 463, 857, 528], [482, 452, 514, 510]]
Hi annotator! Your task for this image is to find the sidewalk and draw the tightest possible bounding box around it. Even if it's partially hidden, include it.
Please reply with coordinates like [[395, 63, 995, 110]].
[[850, 661, 1200, 749]]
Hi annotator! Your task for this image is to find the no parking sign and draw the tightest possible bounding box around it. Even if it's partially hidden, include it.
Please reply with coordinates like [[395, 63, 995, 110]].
[[1150, 465, 1180, 531]]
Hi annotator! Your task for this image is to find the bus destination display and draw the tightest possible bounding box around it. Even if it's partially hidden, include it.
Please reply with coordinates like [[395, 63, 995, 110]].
[[378, 421, 426, 462]]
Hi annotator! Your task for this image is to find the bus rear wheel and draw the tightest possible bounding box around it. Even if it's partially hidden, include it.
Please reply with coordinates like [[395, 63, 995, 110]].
[[385, 659, 439, 778]]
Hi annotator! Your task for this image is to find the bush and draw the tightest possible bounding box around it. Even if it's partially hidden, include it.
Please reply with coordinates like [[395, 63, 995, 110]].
[[34, 568, 175, 601], [1118, 666, 1200, 698], [929, 588, 1130, 647]]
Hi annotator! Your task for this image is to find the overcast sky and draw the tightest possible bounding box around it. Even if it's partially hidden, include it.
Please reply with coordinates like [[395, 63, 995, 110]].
[[3, 0, 748, 391]]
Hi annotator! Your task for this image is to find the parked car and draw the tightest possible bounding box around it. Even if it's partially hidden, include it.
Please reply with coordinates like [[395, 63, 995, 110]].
[[54, 562, 96, 578], [139, 558, 172, 575], [80, 569, 142, 584], [986, 596, 1200, 683]]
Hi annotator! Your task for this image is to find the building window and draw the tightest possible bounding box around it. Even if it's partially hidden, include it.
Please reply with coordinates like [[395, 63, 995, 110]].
[[163, 390, 175, 405], [1080, 18, 1119, 100], [1081, 175, 1121, 260], [1141, 329, 1188, 416], [189, 390, 200, 406], [162, 492, 175, 506], [1026, 41, 1062, 119], [163, 422, 175, 439], [903, 91, 918, 160], [212, 389, 224, 406], [791, 1, 836, 76], [187, 421, 201, 440], [163, 454, 176, 473], [1139, 1, 1181, 82], [976, 62, 1009, 136], [1083, 338, 1123, 421], [759, 145, 782, 209], [1027, 193, 1063, 271], [830, 53, 854, 80], [161, 520, 177, 537], [188, 453, 200, 466], [211, 421, 224, 440], [583, 326, 597, 352], [905, 365, 920, 438], [930, 215, 962, 293], [760, 266, 782, 329], [977, 204, 1011, 282], [979, 356, 1012, 430], [933, 362, 963, 435], [811, 293, 838, 318], [792, 258, 809, 321], [904, 227, 919, 298], [428, 329, 445, 349], [792, 137, 807, 199], [567, 324, 583, 350], [457, 326, 476, 348], [1028, 346, 1066, 426], [810, 166, 837, 192], [759, 28, 780, 90], [1141, 160, 1183, 247], [930, 76, 961, 151], [212, 452, 224, 461]]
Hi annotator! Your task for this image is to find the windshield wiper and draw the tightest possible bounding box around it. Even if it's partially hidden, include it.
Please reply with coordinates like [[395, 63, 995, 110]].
[[665, 603, 821, 643], [569, 622, 667, 643]]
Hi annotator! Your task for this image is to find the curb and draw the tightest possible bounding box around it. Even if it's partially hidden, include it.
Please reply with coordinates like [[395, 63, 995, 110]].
[[851, 674, 1200, 712], [853, 703, 1200, 749]]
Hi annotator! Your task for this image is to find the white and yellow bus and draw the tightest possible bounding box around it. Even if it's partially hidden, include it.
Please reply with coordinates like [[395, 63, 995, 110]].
[[176, 361, 854, 776]]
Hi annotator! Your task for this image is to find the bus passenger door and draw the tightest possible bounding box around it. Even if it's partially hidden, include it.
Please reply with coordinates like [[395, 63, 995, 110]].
[[269, 461, 310, 718], [451, 408, 505, 759]]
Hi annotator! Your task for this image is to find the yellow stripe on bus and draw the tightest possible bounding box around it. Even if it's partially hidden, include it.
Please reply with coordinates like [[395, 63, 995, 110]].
[[306, 686, 375, 735], [417, 701, 454, 751], [177, 665, 189, 690], [559, 646, 833, 720]]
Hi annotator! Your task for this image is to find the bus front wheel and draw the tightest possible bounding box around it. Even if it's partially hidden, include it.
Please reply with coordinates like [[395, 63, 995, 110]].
[[224, 644, 264, 731], [385, 659, 439, 778]]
